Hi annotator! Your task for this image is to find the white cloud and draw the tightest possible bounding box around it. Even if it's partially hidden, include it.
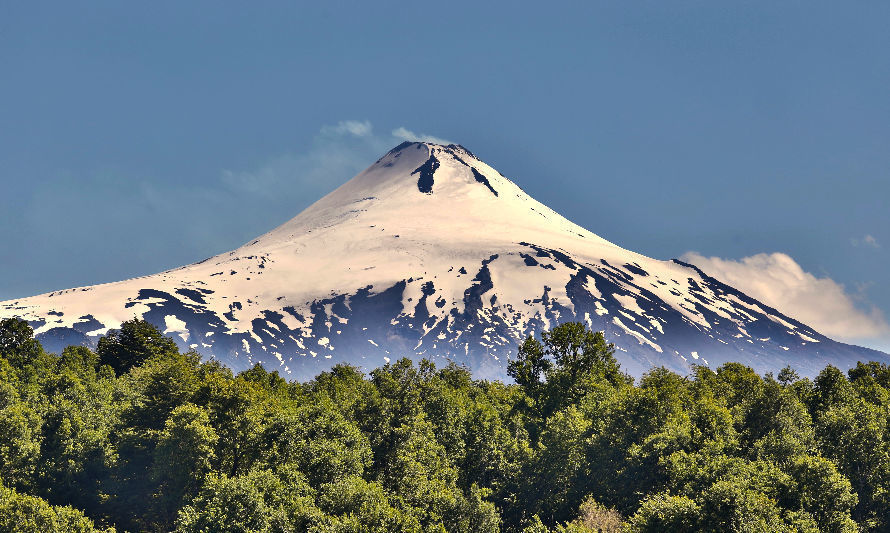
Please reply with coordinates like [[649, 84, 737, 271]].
[[321, 120, 373, 138], [851, 234, 880, 248], [681, 251, 890, 345], [391, 127, 452, 145]]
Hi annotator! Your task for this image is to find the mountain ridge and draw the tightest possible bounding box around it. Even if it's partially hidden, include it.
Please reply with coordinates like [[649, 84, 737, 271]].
[[2, 141, 886, 379]]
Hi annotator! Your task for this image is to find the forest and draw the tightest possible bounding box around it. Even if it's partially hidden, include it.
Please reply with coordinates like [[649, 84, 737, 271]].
[[1, 317, 890, 532]]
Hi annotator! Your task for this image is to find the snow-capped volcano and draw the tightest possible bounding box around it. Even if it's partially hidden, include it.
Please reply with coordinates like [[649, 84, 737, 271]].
[[2, 142, 885, 379]]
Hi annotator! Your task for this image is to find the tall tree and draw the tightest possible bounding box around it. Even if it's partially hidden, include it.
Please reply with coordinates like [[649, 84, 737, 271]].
[[96, 319, 178, 375]]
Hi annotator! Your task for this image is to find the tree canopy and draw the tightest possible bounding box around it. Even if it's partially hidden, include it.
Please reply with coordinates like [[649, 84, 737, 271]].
[[0, 317, 889, 532]]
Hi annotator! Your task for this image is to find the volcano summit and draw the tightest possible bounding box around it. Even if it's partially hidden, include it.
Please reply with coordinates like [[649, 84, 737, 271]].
[[2, 142, 885, 379]]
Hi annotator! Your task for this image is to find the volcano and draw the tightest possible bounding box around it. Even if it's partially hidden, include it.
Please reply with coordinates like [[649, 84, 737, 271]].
[[2, 141, 885, 379]]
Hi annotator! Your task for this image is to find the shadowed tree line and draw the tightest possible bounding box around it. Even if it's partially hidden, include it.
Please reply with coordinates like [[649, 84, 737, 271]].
[[1, 317, 890, 532]]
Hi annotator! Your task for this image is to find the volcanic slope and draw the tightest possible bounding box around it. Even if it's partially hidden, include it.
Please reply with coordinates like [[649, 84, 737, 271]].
[[2, 142, 885, 379]]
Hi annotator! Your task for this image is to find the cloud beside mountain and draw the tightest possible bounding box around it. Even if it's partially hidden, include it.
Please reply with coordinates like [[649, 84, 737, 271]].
[[682, 251, 890, 347]]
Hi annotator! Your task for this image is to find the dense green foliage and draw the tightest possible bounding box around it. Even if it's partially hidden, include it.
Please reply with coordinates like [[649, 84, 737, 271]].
[[2, 316, 890, 532]]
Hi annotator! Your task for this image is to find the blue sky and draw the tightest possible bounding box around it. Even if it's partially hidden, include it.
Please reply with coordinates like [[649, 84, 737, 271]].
[[1, 1, 888, 352]]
